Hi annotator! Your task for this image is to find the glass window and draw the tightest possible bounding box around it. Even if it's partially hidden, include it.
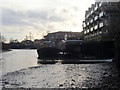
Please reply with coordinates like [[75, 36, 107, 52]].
[[100, 31, 102, 34], [90, 19, 93, 23], [84, 31, 86, 34], [84, 22, 86, 27], [94, 16, 98, 21], [94, 24, 98, 30], [91, 10, 93, 14], [87, 22, 89, 25], [99, 2, 102, 7], [99, 12, 104, 18], [95, 5, 98, 11], [99, 22, 104, 28], [87, 29, 89, 33], [90, 27, 93, 31]]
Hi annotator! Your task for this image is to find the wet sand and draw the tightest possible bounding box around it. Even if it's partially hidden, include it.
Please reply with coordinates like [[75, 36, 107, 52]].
[[1, 62, 120, 89]]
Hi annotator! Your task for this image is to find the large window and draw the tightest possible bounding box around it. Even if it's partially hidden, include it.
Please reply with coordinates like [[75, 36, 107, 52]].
[[94, 4, 98, 11], [87, 29, 89, 33], [94, 16, 98, 21], [91, 9, 93, 14], [90, 27, 93, 32], [99, 2, 102, 7], [99, 12, 104, 18], [84, 31, 86, 34], [83, 22, 86, 27], [90, 19, 93, 23], [87, 22, 89, 26], [99, 22, 104, 28], [94, 24, 98, 30]]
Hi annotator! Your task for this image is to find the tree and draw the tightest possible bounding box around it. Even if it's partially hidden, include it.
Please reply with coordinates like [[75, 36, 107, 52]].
[[0, 34, 6, 43]]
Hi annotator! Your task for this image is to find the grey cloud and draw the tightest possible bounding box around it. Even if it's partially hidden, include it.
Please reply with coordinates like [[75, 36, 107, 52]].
[[2, 8, 65, 26], [27, 10, 65, 22], [2, 8, 29, 25]]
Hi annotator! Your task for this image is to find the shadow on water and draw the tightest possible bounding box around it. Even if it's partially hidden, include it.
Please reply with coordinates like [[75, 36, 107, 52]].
[[37, 54, 113, 64]]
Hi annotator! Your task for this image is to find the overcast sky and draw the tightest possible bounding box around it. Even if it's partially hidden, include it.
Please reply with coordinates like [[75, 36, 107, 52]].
[[1, 0, 95, 42]]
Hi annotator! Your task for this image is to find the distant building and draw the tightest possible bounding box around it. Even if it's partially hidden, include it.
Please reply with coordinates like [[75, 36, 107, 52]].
[[43, 31, 83, 50], [33, 39, 46, 48], [95, 0, 120, 2], [44, 31, 83, 43], [83, 2, 120, 41]]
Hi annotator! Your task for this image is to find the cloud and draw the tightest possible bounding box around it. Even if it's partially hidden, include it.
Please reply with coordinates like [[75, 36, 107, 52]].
[[2, 8, 66, 26], [1, 0, 95, 41]]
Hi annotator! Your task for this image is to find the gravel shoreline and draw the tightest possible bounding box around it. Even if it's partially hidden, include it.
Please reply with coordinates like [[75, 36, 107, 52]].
[[1, 63, 120, 89]]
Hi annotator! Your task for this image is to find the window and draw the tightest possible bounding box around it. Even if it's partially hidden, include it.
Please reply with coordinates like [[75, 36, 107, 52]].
[[87, 29, 89, 33], [90, 19, 93, 23], [99, 2, 102, 7], [100, 31, 102, 34], [99, 22, 104, 28], [94, 16, 98, 21], [83, 22, 86, 27], [94, 24, 98, 30], [87, 22, 89, 25], [94, 5, 98, 11], [99, 12, 104, 18], [91, 10, 93, 14], [90, 27, 93, 32], [106, 29, 108, 33]]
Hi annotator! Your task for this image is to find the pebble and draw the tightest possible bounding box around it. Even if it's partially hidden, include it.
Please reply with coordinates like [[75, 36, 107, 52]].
[[71, 79, 75, 82], [59, 84, 63, 87]]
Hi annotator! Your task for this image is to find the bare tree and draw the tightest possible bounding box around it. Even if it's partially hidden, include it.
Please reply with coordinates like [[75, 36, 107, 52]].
[[0, 34, 6, 43]]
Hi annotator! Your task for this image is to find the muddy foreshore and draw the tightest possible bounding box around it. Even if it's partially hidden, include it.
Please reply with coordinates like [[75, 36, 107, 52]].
[[1, 63, 120, 89]]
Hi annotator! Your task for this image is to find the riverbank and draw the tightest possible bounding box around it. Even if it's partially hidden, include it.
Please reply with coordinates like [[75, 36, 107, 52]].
[[1, 62, 120, 89]]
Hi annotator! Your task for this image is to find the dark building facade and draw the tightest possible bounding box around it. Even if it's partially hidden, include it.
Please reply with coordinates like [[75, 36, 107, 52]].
[[83, 2, 120, 41], [44, 31, 83, 43]]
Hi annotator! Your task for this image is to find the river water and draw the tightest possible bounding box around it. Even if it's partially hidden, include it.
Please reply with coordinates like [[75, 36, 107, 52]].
[[1, 49, 39, 75], [1, 49, 118, 88], [1, 49, 112, 75]]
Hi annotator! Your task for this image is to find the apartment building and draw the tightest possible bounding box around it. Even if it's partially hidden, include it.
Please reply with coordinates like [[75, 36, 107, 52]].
[[83, 2, 120, 41]]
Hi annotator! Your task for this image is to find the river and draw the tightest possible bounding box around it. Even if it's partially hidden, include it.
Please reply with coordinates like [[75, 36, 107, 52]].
[[1, 49, 39, 75], [1, 49, 113, 75], [1, 49, 119, 88]]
